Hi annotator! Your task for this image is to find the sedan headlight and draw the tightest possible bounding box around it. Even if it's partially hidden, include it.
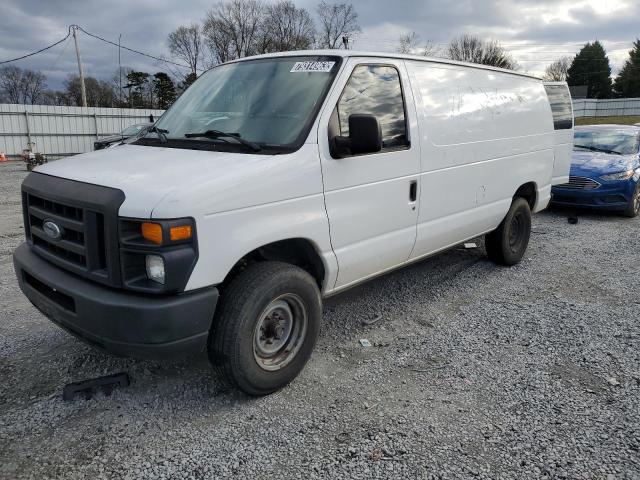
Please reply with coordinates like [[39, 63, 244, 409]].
[[601, 170, 634, 181]]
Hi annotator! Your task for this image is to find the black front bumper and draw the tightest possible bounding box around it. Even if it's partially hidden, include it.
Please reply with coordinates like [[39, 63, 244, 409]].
[[13, 243, 218, 359]]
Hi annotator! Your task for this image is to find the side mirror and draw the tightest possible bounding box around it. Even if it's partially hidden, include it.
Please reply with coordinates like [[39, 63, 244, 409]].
[[333, 114, 382, 157]]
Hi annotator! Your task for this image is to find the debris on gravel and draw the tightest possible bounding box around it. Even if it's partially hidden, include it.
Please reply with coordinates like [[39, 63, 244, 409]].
[[1, 161, 639, 479]]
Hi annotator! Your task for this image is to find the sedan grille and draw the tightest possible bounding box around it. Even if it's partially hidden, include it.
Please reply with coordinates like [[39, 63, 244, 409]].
[[556, 176, 601, 190]]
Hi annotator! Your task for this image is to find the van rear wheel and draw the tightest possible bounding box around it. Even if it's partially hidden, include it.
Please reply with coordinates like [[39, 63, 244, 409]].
[[485, 197, 531, 266], [208, 261, 321, 396]]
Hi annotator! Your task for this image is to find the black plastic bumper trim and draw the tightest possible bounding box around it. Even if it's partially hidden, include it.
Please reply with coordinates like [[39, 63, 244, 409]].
[[13, 243, 218, 359]]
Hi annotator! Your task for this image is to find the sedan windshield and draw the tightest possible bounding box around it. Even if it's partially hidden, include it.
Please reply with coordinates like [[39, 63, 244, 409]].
[[145, 56, 340, 153], [122, 124, 148, 136], [574, 129, 640, 155]]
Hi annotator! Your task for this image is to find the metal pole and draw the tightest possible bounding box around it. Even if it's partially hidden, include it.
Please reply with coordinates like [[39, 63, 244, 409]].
[[24, 110, 31, 146], [72, 26, 88, 108]]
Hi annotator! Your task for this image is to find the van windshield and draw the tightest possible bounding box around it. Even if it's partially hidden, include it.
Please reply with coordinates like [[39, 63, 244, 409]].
[[140, 56, 340, 154]]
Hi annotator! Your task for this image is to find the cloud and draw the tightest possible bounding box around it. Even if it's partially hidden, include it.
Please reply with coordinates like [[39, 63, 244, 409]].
[[0, 0, 638, 90]]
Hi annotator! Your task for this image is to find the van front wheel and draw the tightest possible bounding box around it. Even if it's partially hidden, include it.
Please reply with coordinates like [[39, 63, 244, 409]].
[[208, 262, 321, 395], [485, 197, 531, 266]]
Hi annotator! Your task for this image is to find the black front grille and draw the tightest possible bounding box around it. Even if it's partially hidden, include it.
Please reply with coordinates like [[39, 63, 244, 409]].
[[556, 176, 601, 190], [27, 194, 91, 268], [22, 173, 125, 287]]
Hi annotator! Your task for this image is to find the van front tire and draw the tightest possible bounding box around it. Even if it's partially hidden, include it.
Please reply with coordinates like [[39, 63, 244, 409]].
[[485, 197, 531, 266], [208, 261, 321, 396]]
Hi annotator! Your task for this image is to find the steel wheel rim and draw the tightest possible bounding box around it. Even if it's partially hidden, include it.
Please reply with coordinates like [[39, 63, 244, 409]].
[[508, 212, 524, 251], [253, 293, 308, 371], [634, 186, 640, 214]]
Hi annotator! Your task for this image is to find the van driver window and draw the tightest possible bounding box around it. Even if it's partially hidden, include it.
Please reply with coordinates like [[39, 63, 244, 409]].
[[337, 65, 409, 151]]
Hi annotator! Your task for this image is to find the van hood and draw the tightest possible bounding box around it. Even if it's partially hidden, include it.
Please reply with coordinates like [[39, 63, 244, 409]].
[[34, 143, 321, 218]]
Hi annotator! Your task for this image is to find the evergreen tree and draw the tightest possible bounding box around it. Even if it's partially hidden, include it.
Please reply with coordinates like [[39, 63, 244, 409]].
[[566, 41, 612, 99], [125, 71, 150, 108], [153, 72, 176, 109], [181, 72, 198, 90], [613, 40, 640, 97]]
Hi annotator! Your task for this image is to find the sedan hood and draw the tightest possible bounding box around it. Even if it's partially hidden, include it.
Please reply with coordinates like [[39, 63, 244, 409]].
[[95, 134, 127, 144], [34, 143, 322, 219], [570, 150, 638, 177]]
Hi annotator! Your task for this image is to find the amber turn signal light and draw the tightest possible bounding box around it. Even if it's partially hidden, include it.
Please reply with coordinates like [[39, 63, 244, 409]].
[[141, 222, 163, 244], [170, 225, 192, 241]]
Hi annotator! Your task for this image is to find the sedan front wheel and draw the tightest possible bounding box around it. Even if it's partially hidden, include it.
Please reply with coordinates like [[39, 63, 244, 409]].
[[624, 182, 640, 218]]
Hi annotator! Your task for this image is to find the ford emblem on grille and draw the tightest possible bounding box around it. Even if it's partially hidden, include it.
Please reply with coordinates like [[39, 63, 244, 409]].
[[43, 220, 63, 240]]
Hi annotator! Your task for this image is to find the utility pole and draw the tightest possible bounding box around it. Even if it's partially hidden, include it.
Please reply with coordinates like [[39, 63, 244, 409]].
[[72, 25, 88, 108]]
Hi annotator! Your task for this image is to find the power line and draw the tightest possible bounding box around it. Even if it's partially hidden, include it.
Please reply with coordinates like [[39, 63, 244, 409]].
[[0, 27, 72, 65], [75, 25, 201, 72]]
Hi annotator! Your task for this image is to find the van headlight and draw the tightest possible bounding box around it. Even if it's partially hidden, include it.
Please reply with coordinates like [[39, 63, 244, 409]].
[[601, 170, 634, 181], [118, 217, 197, 293], [145, 255, 165, 284]]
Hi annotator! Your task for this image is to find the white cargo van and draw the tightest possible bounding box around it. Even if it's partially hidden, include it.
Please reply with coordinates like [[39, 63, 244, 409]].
[[13, 51, 572, 395]]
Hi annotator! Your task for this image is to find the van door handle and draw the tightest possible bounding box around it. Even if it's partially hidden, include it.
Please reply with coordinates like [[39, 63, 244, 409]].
[[409, 180, 417, 202]]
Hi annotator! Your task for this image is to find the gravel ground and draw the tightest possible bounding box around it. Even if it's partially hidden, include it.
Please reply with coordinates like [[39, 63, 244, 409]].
[[1, 160, 639, 479]]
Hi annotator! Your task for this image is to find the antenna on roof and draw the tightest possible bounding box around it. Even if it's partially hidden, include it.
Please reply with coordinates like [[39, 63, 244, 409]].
[[342, 36, 349, 50]]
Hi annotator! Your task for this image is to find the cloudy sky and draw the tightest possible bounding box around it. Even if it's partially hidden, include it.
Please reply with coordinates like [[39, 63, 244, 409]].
[[1, 0, 638, 90]]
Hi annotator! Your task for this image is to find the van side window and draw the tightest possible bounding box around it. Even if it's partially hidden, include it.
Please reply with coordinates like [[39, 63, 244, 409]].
[[544, 84, 573, 130], [336, 65, 409, 152]]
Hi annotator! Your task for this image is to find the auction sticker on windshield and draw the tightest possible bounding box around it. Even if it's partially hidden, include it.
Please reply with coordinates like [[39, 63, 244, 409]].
[[290, 61, 335, 73]]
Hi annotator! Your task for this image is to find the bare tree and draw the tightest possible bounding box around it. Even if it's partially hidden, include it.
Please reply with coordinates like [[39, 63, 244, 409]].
[[316, 1, 360, 49], [65, 75, 116, 107], [543, 56, 571, 82], [168, 24, 204, 77], [262, 1, 315, 52], [203, 0, 264, 63], [22, 70, 47, 104], [111, 66, 134, 107], [397, 32, 440, 57], [421, 40, 440, 57], [0, 66, 23, 103], [0, 66, 47, 104], [41, 90, 69, 106], [447, 34, 518, 70], [397, 32, 421, 54]]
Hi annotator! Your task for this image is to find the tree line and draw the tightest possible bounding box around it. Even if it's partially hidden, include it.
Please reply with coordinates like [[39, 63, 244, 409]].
[[542, 39, 640, 98], [0, 65, 180, 109], [166, 0, 359, 79], [1, 0, 640, 107]]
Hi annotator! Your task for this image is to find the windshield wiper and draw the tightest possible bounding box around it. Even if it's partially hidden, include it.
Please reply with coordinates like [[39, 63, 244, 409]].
[[574, 145, 621, 155], [147, 126, 169, 143], [184, 130, 262, 152]]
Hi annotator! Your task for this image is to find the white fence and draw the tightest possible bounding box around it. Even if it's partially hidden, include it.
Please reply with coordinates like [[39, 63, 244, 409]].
[[573, 98, 640, 118], [0, 104, 165, 159], [2, 98, 640, 159]]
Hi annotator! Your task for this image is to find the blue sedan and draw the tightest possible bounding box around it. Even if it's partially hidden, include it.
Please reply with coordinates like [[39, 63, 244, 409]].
[[551, 125, 640, 217]]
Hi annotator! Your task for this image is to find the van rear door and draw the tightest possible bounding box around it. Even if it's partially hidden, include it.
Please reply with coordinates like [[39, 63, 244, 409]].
[[544, 82, 574, 185]]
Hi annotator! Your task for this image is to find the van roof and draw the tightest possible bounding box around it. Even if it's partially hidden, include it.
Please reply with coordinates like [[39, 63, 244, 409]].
[[229, 49, 543, 81]]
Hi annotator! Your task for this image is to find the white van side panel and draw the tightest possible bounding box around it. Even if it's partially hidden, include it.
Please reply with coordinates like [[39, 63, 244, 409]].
[[158, 144, 340, 291], [185, 194, 338, 291], [406, 61, 554, 260]]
